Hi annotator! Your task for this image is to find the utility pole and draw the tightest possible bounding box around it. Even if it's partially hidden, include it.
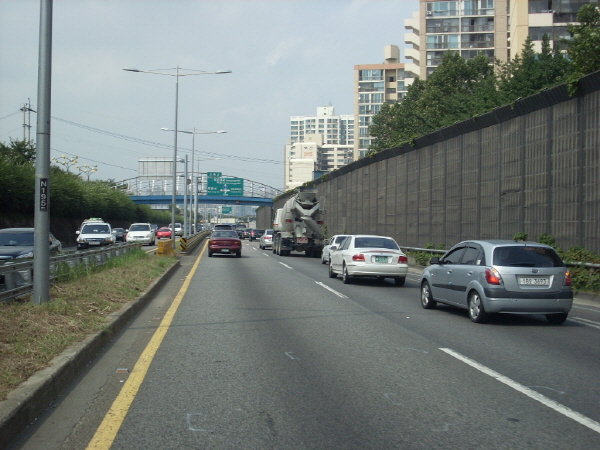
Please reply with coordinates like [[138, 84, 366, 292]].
[[21, 99, 36, 142], [33, 0, 53, 305]]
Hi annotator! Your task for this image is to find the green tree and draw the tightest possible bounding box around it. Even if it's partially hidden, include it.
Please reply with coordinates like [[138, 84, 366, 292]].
[[0, 139, 36, 164], [563, 3, 600, 77], [497, 35, 571, 103], [369, 32, 575, 153], [369, 52, 499, 151]]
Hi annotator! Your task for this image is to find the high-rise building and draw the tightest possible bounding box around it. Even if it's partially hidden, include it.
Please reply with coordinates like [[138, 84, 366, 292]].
[[404, 0, 594, 79], [285, 106, 354, 191], [353, 45, 415, 159]]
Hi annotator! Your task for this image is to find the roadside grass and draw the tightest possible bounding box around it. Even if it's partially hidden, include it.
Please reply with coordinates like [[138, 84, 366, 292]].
[[0, 249, 177, 401]]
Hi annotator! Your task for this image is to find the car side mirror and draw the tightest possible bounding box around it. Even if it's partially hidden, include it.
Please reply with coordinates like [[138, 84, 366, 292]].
[[429, 256, 440, 265], [330, 245, 338, 251], [75, 230, 80, 235]]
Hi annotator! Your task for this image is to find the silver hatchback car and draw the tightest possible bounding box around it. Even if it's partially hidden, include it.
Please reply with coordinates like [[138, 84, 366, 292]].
[[420, 240, 573, 324]]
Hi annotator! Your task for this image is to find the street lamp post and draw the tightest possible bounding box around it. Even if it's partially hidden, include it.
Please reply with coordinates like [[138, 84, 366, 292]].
[[160, 128, 225, 235], [124, 66, 231, 249]]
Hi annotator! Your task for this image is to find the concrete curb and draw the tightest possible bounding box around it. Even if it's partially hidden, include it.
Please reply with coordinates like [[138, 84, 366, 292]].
[[0, 260, 181, 448]]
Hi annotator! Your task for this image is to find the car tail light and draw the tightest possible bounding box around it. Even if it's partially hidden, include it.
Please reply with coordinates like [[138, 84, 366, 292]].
[[352, 254, 365, 261], [564, 271, 572, 286], [398, 255, 408, 263], [485, 267, 503, 285]]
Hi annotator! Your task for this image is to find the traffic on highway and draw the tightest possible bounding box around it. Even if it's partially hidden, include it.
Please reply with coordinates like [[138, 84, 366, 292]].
[[8, 237, 600, 450]]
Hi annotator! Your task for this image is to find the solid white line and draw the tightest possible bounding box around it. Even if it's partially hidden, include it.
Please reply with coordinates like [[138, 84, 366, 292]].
[[572, 304, 599, 312], [439, 348, 600, 434], [570, 317, 600, 329], [315, 281, 348, 298], [279, 262, 293, 269]]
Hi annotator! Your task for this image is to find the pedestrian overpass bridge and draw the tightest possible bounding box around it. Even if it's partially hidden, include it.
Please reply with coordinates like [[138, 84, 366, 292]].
[[123, 176, 281, 207]]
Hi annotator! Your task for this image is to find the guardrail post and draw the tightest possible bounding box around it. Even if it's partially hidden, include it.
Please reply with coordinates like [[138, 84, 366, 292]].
[[4, 264, 16, 291]]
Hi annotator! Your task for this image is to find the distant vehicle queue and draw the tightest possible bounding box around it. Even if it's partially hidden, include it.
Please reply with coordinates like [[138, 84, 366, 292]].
[[73, 218, 212, 249]]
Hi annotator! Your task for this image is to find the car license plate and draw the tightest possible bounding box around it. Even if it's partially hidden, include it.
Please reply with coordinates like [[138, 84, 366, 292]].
[[518, 277, 549, 286], [89, 241, 100, 246], [374, 256, 388, 263], [297, 237, 308, 244], [221, 248, 230, 253]]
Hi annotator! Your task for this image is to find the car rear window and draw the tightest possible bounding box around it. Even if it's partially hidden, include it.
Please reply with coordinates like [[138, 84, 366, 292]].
[[493, 246, 565, 268], [354, 237, 399, 250], [212, 231, 237, 238]]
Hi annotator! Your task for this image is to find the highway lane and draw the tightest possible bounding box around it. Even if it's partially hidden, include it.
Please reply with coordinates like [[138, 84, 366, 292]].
[[9, 239, 600, 449], [275, 245, 600, 423]]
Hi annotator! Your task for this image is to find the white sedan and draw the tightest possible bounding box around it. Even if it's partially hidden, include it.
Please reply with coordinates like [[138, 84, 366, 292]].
[[321, 234, 350, 264], [329, 235, 408, 286], [125, 223, 156, 246]]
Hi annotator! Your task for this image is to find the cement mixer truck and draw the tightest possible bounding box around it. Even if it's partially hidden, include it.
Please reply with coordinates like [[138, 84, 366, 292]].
[[272, 187, 324, 257]]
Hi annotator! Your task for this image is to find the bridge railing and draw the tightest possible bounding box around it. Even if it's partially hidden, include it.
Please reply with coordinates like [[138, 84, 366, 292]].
[[121, 175, 282, 199]]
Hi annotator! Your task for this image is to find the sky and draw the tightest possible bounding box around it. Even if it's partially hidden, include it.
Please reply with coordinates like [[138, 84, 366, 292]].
[[1, 0, 419, 192]]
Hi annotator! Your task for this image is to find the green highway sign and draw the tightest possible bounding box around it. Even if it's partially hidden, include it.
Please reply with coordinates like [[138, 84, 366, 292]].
[[207, 175, 244, 196], [221, 206, 232, 214]]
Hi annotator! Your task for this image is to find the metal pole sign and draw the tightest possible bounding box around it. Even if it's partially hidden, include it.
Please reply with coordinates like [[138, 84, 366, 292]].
[[39, 178, 48, 211]]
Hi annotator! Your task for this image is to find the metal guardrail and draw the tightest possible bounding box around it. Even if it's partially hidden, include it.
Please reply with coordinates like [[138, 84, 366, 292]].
[[0, 243, 143, 304], [181, 231, 210, 252], [3, 240, 596, 304]]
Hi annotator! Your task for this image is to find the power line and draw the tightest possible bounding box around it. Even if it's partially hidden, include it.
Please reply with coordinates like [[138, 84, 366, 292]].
[[0, 111, 20, 121], [52, 116, 283, 165], [51, 149, 137, 172]]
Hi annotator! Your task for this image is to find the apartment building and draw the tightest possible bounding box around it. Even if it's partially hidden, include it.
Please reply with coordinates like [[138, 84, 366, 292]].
[[353, 45, 415, 159], [405, 0, 594, 79], [285, 106, 354, 191]]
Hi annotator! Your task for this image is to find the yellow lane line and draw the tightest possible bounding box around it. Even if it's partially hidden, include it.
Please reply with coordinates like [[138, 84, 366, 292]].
[[86, 241, 207, 450]]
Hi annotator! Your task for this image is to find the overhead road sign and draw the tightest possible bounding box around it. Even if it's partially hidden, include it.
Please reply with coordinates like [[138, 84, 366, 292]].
[[207, 173, 244, 196]]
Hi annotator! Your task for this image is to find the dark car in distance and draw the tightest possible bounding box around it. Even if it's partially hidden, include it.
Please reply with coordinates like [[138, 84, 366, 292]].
[[249, 229, 264, 241], [112, 228, 126, 242], [0, 228, 62, 261]]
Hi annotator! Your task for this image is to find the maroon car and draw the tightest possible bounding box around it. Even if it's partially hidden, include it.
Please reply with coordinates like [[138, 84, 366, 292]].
[[208, 230, 242, 257]]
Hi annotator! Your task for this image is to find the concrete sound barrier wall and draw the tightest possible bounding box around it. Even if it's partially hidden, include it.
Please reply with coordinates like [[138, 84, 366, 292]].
[[263, 71, 600, 253]]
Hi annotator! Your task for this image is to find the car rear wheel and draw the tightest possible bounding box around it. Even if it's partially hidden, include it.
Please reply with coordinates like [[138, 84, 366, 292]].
[[395, 277, 406, 287], [342, 265, 352, 284], [468, 291, 489, 323], [421, 281, 437, 309], [236, 252, 242, 258], [208, 252, 213, 257], [546, 313, 568, 325], [328, 262, 337, 278]]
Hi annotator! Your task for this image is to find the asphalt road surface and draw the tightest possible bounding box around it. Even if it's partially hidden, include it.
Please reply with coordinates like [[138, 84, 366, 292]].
[[8, 240, 600, 449]]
